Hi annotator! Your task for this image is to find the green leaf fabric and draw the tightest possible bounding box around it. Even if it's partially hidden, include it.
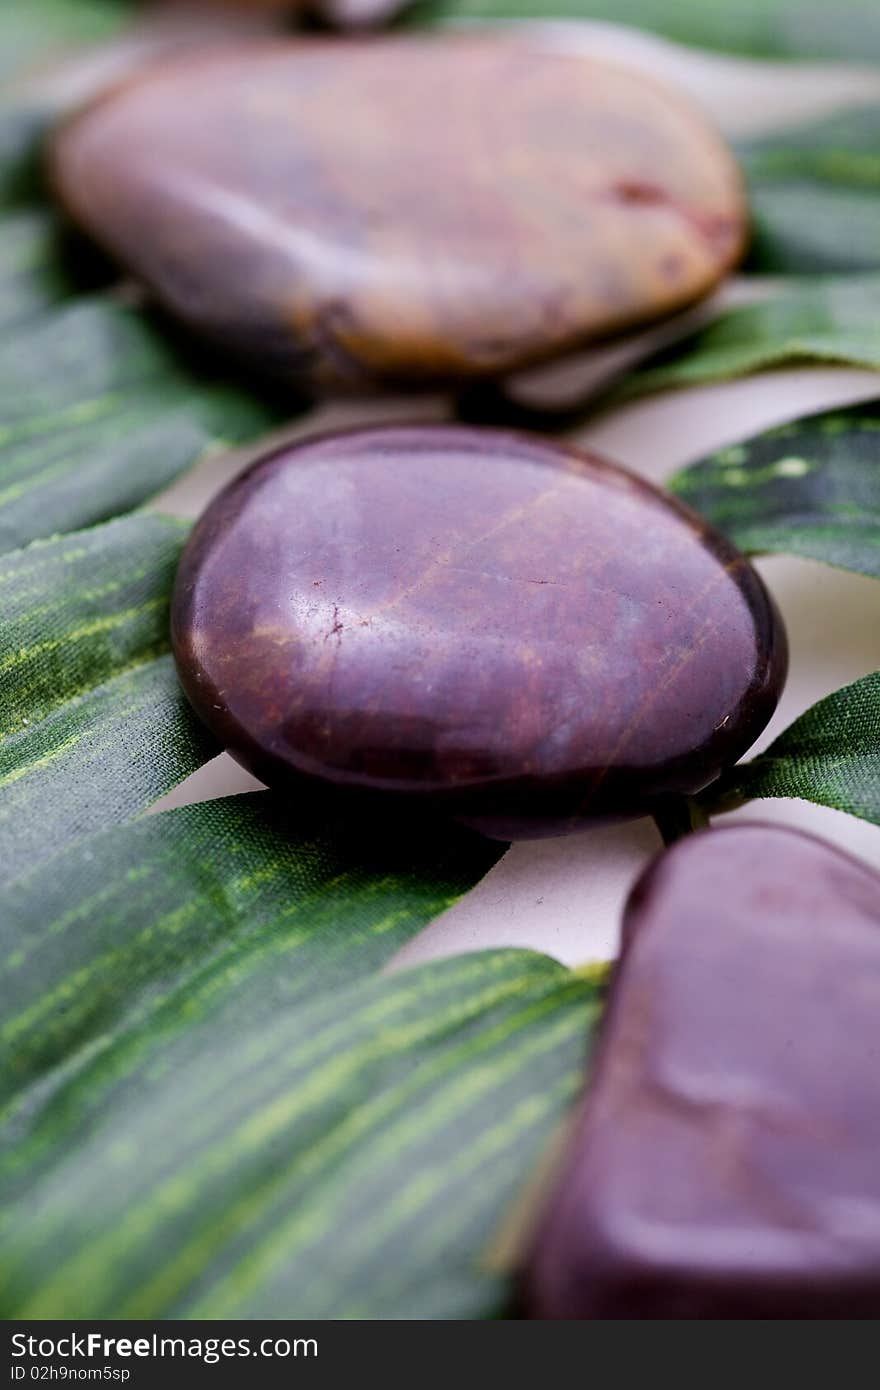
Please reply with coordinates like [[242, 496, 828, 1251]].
[[0, 6, 133, 205], [741, 107, 880, 274], [0, 946, 599, 1318], [410, 0, 880, 63], [624, 276, 880, 397], [704, 671, 880, 826], [1, 513, 185, 740], [0, 210, 108, 329], [0, 514, 216, 883], [0, 290, 286, 553], [0, 106, 40, 208], [0, 789, 503, 1121], [670, 404, 880, 578], [0, 1, 129, 87]]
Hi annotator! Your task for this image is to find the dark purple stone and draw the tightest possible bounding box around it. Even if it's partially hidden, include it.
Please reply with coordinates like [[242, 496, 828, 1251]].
[[524, 823, 880, 1317], [171, 425, 786, 838]]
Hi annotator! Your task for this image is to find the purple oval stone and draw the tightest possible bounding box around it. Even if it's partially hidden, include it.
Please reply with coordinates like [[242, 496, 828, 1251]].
[[171, 425, 786, 838]]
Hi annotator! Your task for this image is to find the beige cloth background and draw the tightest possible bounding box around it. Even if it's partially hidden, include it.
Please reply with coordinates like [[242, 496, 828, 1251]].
[[150, 22, 880, 970]]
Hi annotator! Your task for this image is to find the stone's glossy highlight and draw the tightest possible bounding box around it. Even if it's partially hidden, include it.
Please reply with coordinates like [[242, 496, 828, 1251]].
[[524, 824, 880, 1317], [171, 426, 785, 839], [51, 36, 747, 389]]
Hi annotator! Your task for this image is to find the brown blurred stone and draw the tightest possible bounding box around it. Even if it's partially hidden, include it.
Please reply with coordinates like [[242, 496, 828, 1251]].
[[524, 823, 880, 1316], [51, 35, 747, 390], [171, 426, 784, 839]]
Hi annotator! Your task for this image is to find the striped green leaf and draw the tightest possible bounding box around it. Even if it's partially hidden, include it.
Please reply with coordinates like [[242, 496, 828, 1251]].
[[670, 403, 880, 579], [0, 96, 46, 209], [2, 513, 186, 739], [741, 107, 880, 274], [625, 276, 880, 398], [0, 290, 287, 553], [0, 789, 502, 1125], [704, 671, 880, 826], [0, 7, 133, 205], [410, 0, 880, 62], [0, 513, 217, 883], [0, 947, 600, 1318], [0, 1, 129, 87], [0, 210, 112, 329]]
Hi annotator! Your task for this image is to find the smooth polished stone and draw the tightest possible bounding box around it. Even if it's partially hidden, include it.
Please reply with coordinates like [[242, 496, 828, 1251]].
[[524, 824, 880, 1316], [171, 425, 785, 838], [51, 35, 747, 389]]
